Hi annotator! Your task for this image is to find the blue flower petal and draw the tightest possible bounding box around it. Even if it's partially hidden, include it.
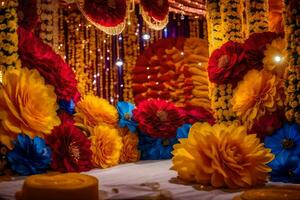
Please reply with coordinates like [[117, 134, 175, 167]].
[[7, 134, 52, 176], [176, 124, 192, 139]]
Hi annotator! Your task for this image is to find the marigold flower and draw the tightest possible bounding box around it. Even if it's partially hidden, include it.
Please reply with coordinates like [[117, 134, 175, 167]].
[[90, 125, 123, 168], [119, 128, 140, 163], [232, 69, 283, 128], [74, 95, 118, 129], [171, 123, 274, 189], [0, 68, 60, 149]]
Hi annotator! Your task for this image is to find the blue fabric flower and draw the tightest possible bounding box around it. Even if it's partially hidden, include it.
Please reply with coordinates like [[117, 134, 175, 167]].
[[59, 99, 75, 114], [264, 123, 300, 183], [265, 123, 300, 158], [117, 101, 138, 133], [7, 135, 51, 176], [268, 155, 300, 183], [138, 132, 178, 160], [176, 124, 192, 139]]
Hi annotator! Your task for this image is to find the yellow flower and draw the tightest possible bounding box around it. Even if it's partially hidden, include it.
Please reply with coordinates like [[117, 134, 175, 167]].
[[171, 123, 274, 189], [74, 95, 118, 129], [119, 128, 140, 163], [90, 125, 123, 168], [232, 70, 283, 128], [0, 68, 60, 148], [263, 38, 288, 78]]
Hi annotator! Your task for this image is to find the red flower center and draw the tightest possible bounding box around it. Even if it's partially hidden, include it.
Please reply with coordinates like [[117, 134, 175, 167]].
[[69, 142, 80, 162], [156, 110, 168, 122], [217, 55, 229, 68], [158, 0, 163, 6]]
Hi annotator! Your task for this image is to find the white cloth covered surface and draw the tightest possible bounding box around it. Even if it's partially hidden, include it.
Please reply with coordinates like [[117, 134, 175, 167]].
[[1, 160, 243, 200]]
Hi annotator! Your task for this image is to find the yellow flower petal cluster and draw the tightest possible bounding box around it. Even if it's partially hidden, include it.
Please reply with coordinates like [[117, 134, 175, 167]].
[[74, 95, 118, 129], [119, 128, 140, 163], [90, 125, 123, 168], [263, 38, 288, 78], [0, 68, 60, 149], [171, 123, 274, 189], [232, 69, 283, 128]]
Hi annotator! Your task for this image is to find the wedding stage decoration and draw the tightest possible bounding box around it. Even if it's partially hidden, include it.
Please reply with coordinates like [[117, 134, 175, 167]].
[[0, 0, 300, 199]]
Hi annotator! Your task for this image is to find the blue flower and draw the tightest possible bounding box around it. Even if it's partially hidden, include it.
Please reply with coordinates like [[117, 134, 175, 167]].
[[117, 101, 138, 133], [7, 135, 51, 176], [138, 132, 178, 160], [176, 124, 192, 139], [268, 155, 300, 183], [264, 123, 300, 183], [264, 123, 300, 158], [59, 99, 75, 115]]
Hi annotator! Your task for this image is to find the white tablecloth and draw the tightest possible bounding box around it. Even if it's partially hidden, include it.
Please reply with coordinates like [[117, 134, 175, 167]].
[[1, 160, 243, 200]]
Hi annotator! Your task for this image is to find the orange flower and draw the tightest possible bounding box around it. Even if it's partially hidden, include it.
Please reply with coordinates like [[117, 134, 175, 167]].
[[0, 68, 60, 149], [119, 128, 140, 163], [90, 125, 122, 168], [74, 95, 118, 129], [171, 123, 274, 189], [263, 38, 288, 78], [232, 69, 283, 128]]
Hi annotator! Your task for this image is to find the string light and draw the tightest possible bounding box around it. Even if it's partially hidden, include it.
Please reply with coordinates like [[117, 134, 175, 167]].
[[115, 58, 124, 67], [274, 55, 283, 63], [142, 33, 151, 41]]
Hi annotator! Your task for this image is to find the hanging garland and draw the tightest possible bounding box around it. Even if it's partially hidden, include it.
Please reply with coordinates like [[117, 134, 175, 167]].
[[206, 0, 223, 53], [77, 0, 127, 35], [140, 0, 169, 30], [284, 0, 300, 123], [0, 0, 21, 83], [246, 0, 269, 35]]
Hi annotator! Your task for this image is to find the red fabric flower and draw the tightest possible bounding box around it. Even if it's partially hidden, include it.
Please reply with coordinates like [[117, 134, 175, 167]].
[[208, 41, 248, 85], [46, 113, 93, 172], [250, 111, 284, 140], [140, 0, 169, 21], [180, 106, 215, 125], [243, 32, 280, 69], [83, 0, 126, 27], [133, 99, 185, 138], [18, 27, 79, 102]]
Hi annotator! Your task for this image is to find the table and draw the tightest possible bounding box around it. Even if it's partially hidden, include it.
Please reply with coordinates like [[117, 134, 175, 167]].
[[0, 160, 246, 200]]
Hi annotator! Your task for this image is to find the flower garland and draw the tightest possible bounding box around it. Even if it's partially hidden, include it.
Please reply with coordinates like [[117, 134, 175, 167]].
[[123, 12, 139, 102], [37, 0, 60, 52], [220, 0, 244, 43], [245, 0, 269, 35], [0, 0, 21, 83], [206, 0, 223, 53], [284, 0, 300, 123]]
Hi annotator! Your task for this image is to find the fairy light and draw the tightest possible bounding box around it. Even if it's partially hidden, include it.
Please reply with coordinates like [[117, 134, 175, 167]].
[[274, 55, 283, 63], [142, 33, 151, 41], [115, 58, 124, 67]]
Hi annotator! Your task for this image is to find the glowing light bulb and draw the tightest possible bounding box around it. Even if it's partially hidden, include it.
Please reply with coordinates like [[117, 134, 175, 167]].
[[274, 55, 282, 63], [115, 59, 124, 67], [142, 33, 151, 41]]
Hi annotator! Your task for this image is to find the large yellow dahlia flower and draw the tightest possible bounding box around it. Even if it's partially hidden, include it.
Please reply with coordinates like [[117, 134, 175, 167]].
[[171, 123, 274, 189], [232, 69, 283, 128], [263, 38, 288, 78], [0, 68, 60, 148], [90, 124, 123, 168], [74, 95, 118, 129]]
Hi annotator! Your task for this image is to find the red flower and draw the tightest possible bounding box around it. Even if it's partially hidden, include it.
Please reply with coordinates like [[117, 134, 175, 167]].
[[180, 106, 215, 125], [250, 111, 284, 140], [46, 113, 93, 172], [18, 27, 79, 101], [208, 41, 248, 85], [83, 0, 126, 27], [140, 0, 169, 21], [133, 99, 185, 138], [243, 32, 280, 69]]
